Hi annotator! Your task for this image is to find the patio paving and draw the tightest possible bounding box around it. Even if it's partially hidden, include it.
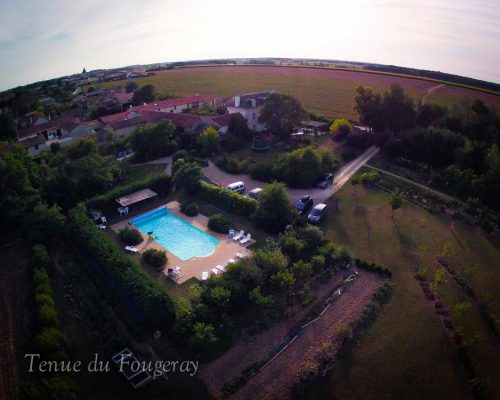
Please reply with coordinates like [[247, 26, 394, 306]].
[[111, 201, 253, 284]]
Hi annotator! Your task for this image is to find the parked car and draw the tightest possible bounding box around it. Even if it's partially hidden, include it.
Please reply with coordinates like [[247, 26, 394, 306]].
[[227, 181, 245, 193], [295, 195, 314, 215], [247, 187, 263, 199], [308, 203, 327, 223], [317, 173, 334, 189]]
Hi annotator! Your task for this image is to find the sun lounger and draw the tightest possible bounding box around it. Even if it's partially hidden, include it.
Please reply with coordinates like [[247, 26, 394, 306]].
[[211, 268, 221, 275], [201, 271, 209, 281], [232, 230, 245, 241], [235, 252, 247, 259], [124, 246, 139, 253], [228, 229, 235, 238], [240, 233, 252, 245], [215, 265, 226, 273]]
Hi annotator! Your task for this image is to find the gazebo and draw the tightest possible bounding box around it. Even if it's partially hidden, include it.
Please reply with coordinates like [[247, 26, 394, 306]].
[[115, 188, 158, 215]]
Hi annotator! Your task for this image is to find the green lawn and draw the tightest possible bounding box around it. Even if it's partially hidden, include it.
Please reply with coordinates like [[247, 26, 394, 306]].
[[302, 184, 500, 399], [119, 163, 167, 185]]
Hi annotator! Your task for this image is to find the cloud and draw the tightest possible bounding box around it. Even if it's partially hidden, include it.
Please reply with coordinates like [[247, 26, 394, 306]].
[[0, 0, 499, 90]]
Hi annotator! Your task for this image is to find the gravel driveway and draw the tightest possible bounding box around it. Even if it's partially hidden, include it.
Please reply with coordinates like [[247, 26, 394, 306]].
[[203, 146, 379, 204]]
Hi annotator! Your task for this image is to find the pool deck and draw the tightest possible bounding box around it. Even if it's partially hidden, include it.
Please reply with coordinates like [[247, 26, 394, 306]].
[[111, 201, 254, 284]]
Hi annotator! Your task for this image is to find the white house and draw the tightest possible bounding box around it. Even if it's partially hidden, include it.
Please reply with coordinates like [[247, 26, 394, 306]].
[[226, 90, 274, 131]]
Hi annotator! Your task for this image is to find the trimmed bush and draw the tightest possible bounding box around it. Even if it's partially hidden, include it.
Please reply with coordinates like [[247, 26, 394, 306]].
[[68, 205, 175, 329], [250, 163, 274, 182], [215, 156, 252, 174], [198, 181, 257, 216], [181, 202, 199, 217], [118, 227, 143, 245], [208, 214, 231, 233], [142, 249, 167, 268]]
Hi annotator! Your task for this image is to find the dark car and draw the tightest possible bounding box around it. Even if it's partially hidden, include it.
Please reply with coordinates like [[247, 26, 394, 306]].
[[317, 173, 334, 189], [295, 195, 314, 214]]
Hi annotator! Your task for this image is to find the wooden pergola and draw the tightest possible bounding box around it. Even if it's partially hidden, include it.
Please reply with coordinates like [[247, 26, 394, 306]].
[[115, 188, 158, 208]]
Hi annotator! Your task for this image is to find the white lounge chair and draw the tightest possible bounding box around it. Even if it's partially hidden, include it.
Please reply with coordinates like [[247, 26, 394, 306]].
[[228, 229, 235, 238], [215, 265, 226, 273], [227, 258, 236, 265], [235, 252, 246, 259], [201, 271, 209, 281], [211, 268, 221, 275], [240, 233, 252, 245], [232, 230, 245, 241], [124, 246, 139, 253]]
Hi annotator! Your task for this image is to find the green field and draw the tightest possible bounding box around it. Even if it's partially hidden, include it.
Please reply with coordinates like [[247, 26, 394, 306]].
[[103, 66, 500, 120], [302, 185, 500, 399]]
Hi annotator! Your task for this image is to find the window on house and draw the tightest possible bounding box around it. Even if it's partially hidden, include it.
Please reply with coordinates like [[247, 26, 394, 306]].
[[34, 145, 39, 150]]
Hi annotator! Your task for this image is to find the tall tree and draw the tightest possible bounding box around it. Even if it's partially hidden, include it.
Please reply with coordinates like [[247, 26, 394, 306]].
[[132, 84, 156, 105], [353, 85, 383, 131], [381, 84, 416, 132], [197, 127, 220, 155], [228, 113, 250, 137], [253, 182, 295, 233], [329, 118, 352, 141], [125, 81, 138, 93], [259, 94, 306, 139], [0, 111, 16, 140], [389, 188, 405, 218]]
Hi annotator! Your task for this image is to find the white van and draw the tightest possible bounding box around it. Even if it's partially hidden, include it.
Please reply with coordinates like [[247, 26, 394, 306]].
[[227, 181, 245, 194]]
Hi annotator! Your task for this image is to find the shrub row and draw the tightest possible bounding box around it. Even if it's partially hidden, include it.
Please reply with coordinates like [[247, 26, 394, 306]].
[[29, 245, 72, 361], [355, 259, 392, 277], [85, 174, 173, 212], [24, 246, 82, 399], [198, 181, 257, 216], [68, 205, 175, 329]]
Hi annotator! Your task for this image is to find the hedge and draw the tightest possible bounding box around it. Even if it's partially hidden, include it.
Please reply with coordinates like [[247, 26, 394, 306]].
[[68, 205, 175, 329], [85, 174, 173, 212], [198, 181, 257, 216], [355, 258, 392, 277]]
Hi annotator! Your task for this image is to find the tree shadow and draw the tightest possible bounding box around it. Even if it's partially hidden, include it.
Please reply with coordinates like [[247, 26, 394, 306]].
[[394, 221, 419, 267], [354, 204, 373, 253]]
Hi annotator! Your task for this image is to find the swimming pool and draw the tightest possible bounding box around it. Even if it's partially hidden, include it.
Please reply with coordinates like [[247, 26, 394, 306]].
[[131, 208, 220, 261]]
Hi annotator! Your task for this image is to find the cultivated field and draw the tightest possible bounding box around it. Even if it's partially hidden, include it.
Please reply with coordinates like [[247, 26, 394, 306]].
[[105, 66, 500, 119], [198, 271, 382, 399], [301, 185, 500, 400]]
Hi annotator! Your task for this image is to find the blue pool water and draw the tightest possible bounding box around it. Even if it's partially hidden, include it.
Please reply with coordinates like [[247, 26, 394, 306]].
[[131, 208, 220, 261]]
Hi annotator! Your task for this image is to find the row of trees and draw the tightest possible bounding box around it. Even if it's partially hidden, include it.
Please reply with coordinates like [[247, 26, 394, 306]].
[[353, 84, 500, 211]]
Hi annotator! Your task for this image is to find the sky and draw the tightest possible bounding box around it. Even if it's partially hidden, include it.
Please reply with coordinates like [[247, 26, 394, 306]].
[[1, 0, 499, 91]]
